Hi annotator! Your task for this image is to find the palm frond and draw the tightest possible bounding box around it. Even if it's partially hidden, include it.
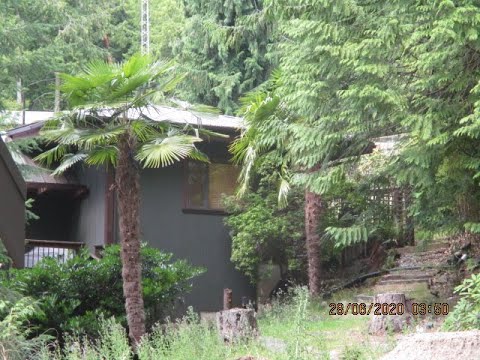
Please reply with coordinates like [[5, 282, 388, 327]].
[[85, 146, 118, 167], [40, 119, 89, 146], [109, 73, 151, 101], [123, 54, 151, 78], [130, 120, 158, 142], [78, 126, 126, 149], [278, 177, 291, 209], [52, 153, 88, 175], [136, 135, 203, 168], [235, 144, 257, 198], [34, 145, 69, 167]]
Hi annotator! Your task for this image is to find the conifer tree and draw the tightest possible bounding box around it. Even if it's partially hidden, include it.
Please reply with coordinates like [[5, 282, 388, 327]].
[[174, 0, 272, 114]]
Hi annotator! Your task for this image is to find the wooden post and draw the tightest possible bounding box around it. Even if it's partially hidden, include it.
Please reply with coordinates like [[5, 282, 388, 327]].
[[223, 288, 233, 310]]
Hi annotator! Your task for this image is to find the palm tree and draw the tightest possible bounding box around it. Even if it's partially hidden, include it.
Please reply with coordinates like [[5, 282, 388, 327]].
[[231, 73, 325, 296], [37, 54, 209, 343]]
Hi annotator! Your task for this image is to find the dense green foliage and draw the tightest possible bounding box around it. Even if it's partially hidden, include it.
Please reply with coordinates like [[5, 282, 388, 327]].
[[224, 157, 304, 282], [0, 239, 49, 359], [229, 0, 480, 252], [0, 0, 134, 110], [444, 273, 480, 331], [0, 297, 50, 360], [271, 0, 480, 237], [0, 0, 272, 114], [174, 0, 272, 113], [0, 245, 203, 340]]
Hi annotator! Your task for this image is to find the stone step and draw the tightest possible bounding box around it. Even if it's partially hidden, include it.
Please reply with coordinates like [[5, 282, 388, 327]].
[[355, 294, 374, 302], [377, 278, 430, 286], [380, 273, 432, 281], [388, 265, 454, 272], [398, 243, 450, 255], [374, 282, 430, 299]]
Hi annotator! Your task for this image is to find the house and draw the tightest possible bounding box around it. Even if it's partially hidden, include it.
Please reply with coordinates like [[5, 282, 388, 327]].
[[4, 107, 255, 311], [0, 137, 26, 268]]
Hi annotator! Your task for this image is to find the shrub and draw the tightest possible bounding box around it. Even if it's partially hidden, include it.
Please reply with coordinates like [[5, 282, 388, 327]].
[[0, 297, 51, 360], [0, 244, 204, 340], [224, 157, 305, 283], [443, 273, 480, 331]]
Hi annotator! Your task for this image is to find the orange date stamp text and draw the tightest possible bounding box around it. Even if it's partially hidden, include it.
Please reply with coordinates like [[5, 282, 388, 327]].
[[329, 302, 449, 316]]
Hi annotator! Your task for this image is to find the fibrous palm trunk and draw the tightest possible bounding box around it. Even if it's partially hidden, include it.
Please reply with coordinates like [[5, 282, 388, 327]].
[[305, 190, 323, 297], [116, 132, 146, 344]]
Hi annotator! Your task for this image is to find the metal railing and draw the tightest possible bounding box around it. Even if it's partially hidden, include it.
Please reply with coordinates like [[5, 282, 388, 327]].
[[24, 239, 84, 268]]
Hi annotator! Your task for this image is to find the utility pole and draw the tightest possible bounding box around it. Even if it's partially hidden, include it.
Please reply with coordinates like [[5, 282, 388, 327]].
[[140, 0, 150, 55], [54, 72, 61, 112]]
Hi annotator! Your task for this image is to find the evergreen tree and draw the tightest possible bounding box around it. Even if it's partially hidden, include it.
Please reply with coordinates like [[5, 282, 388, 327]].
[[0, 0, 134, 110], [174, 0, 272, 114], [390, 1, 480, 234]]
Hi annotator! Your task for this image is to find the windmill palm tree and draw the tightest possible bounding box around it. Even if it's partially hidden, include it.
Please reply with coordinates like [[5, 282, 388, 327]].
[[36, 54, 209, 343], [231, 72, 325, 296]]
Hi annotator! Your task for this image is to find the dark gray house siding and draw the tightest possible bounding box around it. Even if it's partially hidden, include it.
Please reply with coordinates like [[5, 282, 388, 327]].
[[0, 138, 26, 268], [140, 164, 255, 312], [71, 162, 255, 312]]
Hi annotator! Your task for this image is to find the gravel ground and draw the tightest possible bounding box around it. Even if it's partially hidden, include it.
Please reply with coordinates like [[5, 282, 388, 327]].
[[381, 330, 480, 360]]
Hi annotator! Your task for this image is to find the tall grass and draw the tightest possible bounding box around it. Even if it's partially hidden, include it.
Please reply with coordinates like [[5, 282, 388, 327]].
[[35, 286, 333, 360], [0, 297, 51, 360]]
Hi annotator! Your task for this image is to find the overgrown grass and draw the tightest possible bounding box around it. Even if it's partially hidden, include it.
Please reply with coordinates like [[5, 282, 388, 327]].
[[36, 287, 393, 360]]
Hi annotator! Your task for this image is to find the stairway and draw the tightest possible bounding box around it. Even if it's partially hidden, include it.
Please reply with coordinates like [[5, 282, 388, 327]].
[[373, 242, 452, 300]]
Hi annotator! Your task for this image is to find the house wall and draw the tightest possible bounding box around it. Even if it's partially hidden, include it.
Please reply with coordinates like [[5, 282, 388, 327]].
[[0, 139, 26, 268], [140, 163, 255, 312], [72, 165, 106, 249], [72, 161, 255, 312]]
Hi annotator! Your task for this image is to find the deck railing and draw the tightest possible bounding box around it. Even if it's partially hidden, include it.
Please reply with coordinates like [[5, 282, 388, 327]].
[[24, 239, 84, 268]]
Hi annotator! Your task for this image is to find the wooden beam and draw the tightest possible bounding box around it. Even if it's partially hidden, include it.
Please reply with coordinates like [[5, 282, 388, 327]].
[[27, 182, 89, 198], [25, 239, 85, 250]]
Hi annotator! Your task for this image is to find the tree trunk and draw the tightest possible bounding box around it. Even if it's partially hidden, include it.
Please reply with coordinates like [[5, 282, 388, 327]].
[[305, 190, 323, 297], [216, 308, 258, 342], [368, 293, 413, 335], [404, 187, 415, 246], [116, 132, 145, 344]]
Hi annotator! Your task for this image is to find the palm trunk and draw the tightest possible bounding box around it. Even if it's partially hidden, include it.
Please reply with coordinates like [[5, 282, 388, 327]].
[[305, 190, 323, 297], [116, 132, 145, 344]]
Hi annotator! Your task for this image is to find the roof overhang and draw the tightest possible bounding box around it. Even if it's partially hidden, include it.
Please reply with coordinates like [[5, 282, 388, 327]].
[[0, 138, 26, 200], [2, 106, 244, 140]]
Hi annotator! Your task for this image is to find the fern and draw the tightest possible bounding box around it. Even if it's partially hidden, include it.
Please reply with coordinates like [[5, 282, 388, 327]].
[[325, 225, 369, 250]]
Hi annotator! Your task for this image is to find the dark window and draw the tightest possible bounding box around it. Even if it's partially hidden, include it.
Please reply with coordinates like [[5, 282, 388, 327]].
[[184, 161, 239, 211]]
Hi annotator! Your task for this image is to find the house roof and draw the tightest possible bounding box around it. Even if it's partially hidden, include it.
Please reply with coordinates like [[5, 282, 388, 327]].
[[14, 153, 75, 185], [0, 137, 26, 200], [4, 121, 45, 140], [2, 105, 244, 137], [128, 105, 243, 130], [1, 111, 55, 125]]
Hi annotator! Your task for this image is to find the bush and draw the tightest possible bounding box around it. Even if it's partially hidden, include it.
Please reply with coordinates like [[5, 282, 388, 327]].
[[0, 297, 51, 360], [0, 244, 204, 340], [443, 273, 480, 331], [224, 157, 305, 283]]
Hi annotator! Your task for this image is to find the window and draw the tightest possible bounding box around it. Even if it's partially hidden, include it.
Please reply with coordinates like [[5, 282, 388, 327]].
[[184, 161, 240, 212]]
